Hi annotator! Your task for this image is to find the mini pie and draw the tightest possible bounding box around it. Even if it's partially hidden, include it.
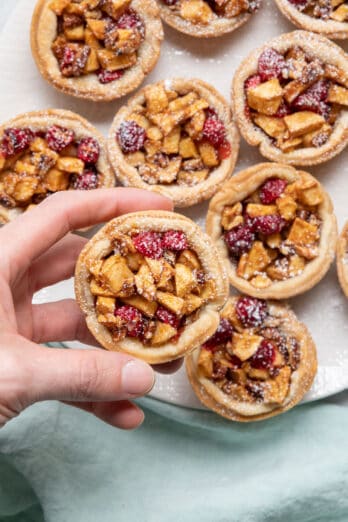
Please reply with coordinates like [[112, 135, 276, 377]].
[[0, 109, 114, 225], [107, 78, 239, 208], [337, 221, 348, 298], [31, 0, 163, 101], [206, 163, 337, 299], [158, 0, 261, 38], [275, 0, 348, 40], [232, 30, 348, 166], [75, 211, 228, 364], [186, 295, 317, 422]]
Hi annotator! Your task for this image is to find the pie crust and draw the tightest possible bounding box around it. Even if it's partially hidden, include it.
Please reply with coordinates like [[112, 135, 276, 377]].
[[30, 0, 163, 101], [337, 221, 348, 298], [275, 0, 348, 40], [206, 162, 337, 299], [158, 0, 260, 38], [186, 295, 317, 422], [0, 109, 114, 225], [107, 78, 239, 208], [232, 31, 348, 166], [75, 211, 228, 364]]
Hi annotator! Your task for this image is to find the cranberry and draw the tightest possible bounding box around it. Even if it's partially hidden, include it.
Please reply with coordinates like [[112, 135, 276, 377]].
[[257, 48, 286, 82], [0, 127, 34, 158], [250, 339, 276, 369], [204, 319, 234, 349], [46, 125, 75, 152], [202, 116, 226, 148], [274, 101, 291, 118], [259, 178, 287, 204], [117, 9, 145, 37], [224, 224, 255, 258], [156, 306, 180, 329], [250, 214, 285, 235], [218, 140, 231, 160], [117, 120, 146, 154], [77, 137, 100, 164], [133, 231, 163, 259], [244, 74, 262, 91], [205, 107, 218, 119], [162, 230, 188, 251], [292, 80, 329, 114], [97, 69, 124, 84], [236, 296, 268, 328], [73, 169, 99, 190], [60, 46, 75, 70], [229, 355, 243, 368], [115, 305, 144, 338]]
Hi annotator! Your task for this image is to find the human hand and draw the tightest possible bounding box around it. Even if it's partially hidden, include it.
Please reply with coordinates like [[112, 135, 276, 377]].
[[0, 188, 179, 430]]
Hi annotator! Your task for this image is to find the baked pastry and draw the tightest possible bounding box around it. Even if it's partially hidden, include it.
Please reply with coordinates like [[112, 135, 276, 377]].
[[31, 0, 163, 101], [337, 221, 348, 298], [158, 0, 261, 38], [0, 109, 114, 225], [206, 163, 337, 299], [107, 78, 239, 207], [186, 295, 317, 421], [75, 211, 228, 364], [275, 0, 348, 40], [232, 31, 348, 166]]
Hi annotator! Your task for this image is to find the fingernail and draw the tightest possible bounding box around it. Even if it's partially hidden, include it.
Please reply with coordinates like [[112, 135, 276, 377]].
[[122, 360, 155, 395]]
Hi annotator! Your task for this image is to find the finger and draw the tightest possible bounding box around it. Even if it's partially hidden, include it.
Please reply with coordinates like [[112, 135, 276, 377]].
[[3, 188, 173, 280], [27, 344, 154, 404], [63, 400, 144, 430], [30, 234, 87, 292], [31, 300, 99, 346], [153, 358, 183, 375]]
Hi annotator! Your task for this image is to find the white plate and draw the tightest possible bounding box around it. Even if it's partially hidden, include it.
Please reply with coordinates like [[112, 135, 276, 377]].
[[2, 0, 348, 408]]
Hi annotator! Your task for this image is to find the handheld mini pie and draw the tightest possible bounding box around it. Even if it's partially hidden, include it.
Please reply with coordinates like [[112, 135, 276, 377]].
[[31, 0, 163, 101], [108, 78, 239, 208], [232, 31, 348, 166], [186, 295, 317, 422], [274, 0, 348, 40], [206, 163, 337, 299], [0, 109, 114, 225], [158, 0, 261, 38], [337, 221, 348, 298], [75, 211, 228, 364]]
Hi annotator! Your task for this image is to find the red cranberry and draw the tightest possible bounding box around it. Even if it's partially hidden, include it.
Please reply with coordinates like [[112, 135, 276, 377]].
[[218, 140, 231, 160], [115, 305, 144, 338], [60, 46, 76, 70], [250, 339, 276, 369], [245, 74, 262, 91], [46, 125, 75, 152], [236, 296, 268, 328], [77, 137, 100, 164], [73, 169, 99, 190], [274, 101, 291, 118], [203, 318, 234, 349], [97, 69, 124, 84], [259, 178, 287, 204], [224, 225, 255, 258], [117, 9, 145, 37], [117, 120, 146, 153], [156, 306, 180, 329], [250, 214, 285, 235], [162, 230, 188, 251], [202, 116, 226, 148], [133, 231, 163, 259], [0, 127, 34, 158], [292, 80, 329, 113], [205, 107, 218, 119], [229, 355, 242, 368], [258, 48, 286, 82]]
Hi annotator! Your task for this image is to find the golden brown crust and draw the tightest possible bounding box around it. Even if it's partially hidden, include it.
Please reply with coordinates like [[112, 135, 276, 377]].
[[107, 78, 239, 208], [275, 0, 348, 40], [232, 31, 348, 166], [75, 210, 229, 364], [186, 296, 318, 422], [337, 221, 348, 298], [30, 0, 163, 101], [206, 162, 337, 299], [0, 109, 114, 225]]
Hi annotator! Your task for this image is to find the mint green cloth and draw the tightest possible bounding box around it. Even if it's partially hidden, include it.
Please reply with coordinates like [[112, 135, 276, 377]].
[[0, 396, 347, 522]]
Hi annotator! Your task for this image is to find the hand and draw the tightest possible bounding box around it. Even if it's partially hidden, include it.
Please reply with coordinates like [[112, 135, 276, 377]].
[[0, 188, 178, 430]]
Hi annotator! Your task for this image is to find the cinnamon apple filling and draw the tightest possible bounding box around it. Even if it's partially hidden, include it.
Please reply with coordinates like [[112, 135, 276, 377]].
[[161, 0, 260, 25], [116, 83, 232, 187], [221, 174, 323, 289], [197, 296, 299, 405], [88, 229, 217, 347], [50, 0, 145, 84], [287, 0, 348, 22], [0, 126, 102, 211], [244, 45, 348, 152]]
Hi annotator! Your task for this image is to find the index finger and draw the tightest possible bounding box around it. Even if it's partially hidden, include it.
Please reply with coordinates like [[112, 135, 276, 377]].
[[2, 188, 173, 281]]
